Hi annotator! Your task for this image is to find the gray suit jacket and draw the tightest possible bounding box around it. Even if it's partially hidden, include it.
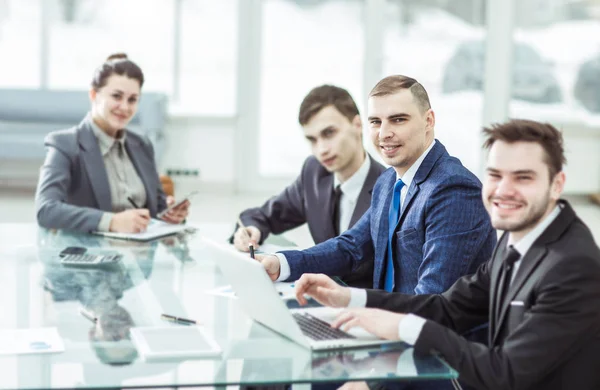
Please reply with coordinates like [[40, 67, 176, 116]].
[[35, 118, 167, 233]]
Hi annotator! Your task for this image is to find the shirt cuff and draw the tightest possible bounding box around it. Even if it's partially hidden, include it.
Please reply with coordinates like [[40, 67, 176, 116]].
[[97, 212, 114, 232], [398, 314, 427, 345], [274, 253, 291, 281], [347, 288, 367, 308]]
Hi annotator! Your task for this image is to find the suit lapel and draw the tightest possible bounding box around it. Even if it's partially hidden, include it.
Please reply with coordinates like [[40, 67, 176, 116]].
[[397, 182, 419, 225], [78, 122, 112, 212], [373, 171, 396, 288], [491, 200, 577, 345], [490, 234, 508, 336], [492, 246, 546, 344], [396, 141, 446, 225], [350, 155, 379, 227], [125, 136, 157, 216], [488, 235, 504, 340]]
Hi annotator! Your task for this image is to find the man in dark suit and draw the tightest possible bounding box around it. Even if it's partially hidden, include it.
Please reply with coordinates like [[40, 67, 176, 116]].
[[257, 75, 495, 296], [295, 119, 600, 390], [232, 85, 386, 286]]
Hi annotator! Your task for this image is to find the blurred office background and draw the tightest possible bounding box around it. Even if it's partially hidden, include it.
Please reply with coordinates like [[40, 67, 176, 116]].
[[2, 0, 600, 244]]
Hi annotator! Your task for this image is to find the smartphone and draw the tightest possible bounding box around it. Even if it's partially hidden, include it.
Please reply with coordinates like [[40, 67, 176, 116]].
[[158, 190, 198, 219]]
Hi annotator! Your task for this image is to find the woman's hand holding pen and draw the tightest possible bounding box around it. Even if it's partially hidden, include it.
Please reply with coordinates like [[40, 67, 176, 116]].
[[109, 209, 150, 233], [161, 196, 190, 224], [233, 224, 261, 252]]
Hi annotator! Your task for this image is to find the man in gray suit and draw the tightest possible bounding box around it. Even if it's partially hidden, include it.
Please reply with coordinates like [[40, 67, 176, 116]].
[[232, 85, 386, 287]]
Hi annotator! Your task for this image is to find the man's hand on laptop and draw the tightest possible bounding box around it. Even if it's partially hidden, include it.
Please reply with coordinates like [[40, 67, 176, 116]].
[[255, 254, 280, 281], [294, 273, 351, 308], [332, 308, 404, 341]]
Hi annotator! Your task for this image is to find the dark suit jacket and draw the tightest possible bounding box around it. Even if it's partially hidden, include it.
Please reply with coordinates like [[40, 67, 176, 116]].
[[238, 154, 385, 244], [280, 141, 496, 294], [35, 118, 167, 232], [367, 200, 600, 390], [235, 153, 385, 287]]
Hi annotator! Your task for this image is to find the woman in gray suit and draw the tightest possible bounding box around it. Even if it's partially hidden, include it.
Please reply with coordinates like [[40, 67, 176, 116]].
[[35, 53, 189, 233]]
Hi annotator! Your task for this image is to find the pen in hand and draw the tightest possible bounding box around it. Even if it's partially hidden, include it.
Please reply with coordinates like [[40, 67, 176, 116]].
[[161, 313, 200, 326], [128, 196, 150, 223], [237, 218, 257, 258], [127, 196, 140, 209], [80, 308, 98, 323]]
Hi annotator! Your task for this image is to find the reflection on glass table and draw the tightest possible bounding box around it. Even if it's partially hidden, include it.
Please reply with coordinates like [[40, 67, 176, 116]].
[[311, 344, 451, 382], [0, 224, 457, 390]]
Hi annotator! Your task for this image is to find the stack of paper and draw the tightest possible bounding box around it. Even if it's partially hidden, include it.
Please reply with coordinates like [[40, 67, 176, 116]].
[[0, 328, 65, 355]]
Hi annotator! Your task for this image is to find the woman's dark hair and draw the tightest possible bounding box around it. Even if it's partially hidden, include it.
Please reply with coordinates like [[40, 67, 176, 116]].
[[91, 53, 145, 91]]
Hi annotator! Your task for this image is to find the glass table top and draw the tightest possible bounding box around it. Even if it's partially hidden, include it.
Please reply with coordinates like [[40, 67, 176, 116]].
[[0, 224, 457, 389]]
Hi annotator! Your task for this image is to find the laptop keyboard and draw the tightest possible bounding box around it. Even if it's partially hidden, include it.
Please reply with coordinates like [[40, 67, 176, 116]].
[[292, 312, 356, 341]]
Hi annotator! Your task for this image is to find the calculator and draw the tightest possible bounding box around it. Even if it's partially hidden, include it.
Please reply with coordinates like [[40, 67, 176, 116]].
[[60, 253, 122, 267]]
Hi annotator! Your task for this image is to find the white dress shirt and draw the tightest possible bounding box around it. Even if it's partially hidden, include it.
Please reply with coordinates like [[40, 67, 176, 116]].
[[348, 203, 563, 345], [334, 155, 372, 234]]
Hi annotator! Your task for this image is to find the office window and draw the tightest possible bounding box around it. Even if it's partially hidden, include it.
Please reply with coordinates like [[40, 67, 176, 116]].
[[47, 0, 174, 94], [258, 0, 365, 177], [0, 0, 41, 88], [178, 0, 238, 115], [509, 1, 600, 122], [383, 0, 487, 175], [508, 0, 600, 194]]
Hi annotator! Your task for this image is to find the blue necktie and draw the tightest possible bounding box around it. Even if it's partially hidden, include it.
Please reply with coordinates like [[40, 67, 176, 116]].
[[385, 179, 405, 292]]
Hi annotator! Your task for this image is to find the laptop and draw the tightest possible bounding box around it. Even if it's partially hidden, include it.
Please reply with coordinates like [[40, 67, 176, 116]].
[[203, 237, 396, 351]]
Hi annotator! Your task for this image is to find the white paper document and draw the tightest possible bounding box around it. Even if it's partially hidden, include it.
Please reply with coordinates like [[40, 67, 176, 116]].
[[93, 219, 189, 242], [0, 328, 65, 355]]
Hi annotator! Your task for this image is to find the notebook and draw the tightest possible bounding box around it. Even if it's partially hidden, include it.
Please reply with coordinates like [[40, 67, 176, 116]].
[[93, 219, 189, 242]]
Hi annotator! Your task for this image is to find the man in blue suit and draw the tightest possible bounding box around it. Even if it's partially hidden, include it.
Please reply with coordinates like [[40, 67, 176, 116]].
[[257, 74, 496, 389], [258, 75, 495, 295]]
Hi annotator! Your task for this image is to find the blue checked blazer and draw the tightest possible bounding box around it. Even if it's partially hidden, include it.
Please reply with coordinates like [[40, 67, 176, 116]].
[[280, 140, 496, 294]]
